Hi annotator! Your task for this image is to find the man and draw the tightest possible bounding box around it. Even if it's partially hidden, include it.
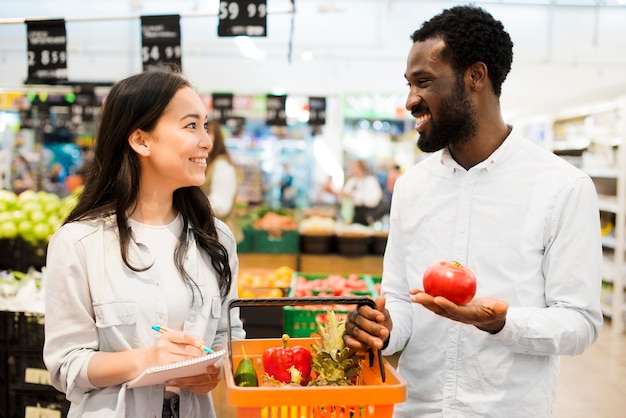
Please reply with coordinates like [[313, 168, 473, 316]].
[[343, 5, 603, 417]]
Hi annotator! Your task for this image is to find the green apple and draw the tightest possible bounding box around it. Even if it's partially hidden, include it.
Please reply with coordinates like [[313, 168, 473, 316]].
[[0, 221, 18, 239], [33, 222, 51, 241]]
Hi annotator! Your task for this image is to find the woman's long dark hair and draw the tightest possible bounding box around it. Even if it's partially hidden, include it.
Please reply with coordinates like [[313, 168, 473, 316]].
[[65, 69, 232, 302]]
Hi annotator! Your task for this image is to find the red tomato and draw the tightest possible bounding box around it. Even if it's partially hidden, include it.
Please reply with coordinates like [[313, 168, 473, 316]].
[[422, 261, 477, 305]]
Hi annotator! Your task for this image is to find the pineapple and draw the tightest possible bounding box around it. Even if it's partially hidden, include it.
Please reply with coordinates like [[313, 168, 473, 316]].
[[309, 310, 362, 386]]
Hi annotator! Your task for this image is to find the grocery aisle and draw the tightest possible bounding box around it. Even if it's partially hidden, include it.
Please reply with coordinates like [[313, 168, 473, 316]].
[[554, 322, 626, 418]]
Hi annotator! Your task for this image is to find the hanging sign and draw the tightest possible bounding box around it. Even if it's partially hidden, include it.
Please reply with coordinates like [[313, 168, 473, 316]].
[[308, 97, 326, 126], [141, 15, 182, 71], [25, 19, 68, 84], [266, 94, 287, 126], [212, 93, 234, 123], [218, 0, 267, 37], [72, 84, 100, 123]]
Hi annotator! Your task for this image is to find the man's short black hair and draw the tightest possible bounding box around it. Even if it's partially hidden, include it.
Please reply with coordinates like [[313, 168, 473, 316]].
[[411, 5, 514, 97]]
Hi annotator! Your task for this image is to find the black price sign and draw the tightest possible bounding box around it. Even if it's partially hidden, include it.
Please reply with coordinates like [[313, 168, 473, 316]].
[[212, 93, 234, 123], [218, 0, 267, 37], [141, 15, 182, 71], [26, 19, 68, 84], [266, 94, 287, 126], [308, 97, 326, 126]]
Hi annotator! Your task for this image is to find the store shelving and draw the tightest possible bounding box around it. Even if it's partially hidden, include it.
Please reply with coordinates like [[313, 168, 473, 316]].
[[548, 97, 626, 335]]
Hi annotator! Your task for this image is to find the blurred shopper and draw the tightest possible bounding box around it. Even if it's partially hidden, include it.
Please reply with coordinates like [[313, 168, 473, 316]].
[[339, 159, 386, 225], [343, 5, 603, 417], [201, 120, 243, 243], [385, 163, 401, 202], [43, 69, 245, 418], [279, 162, 297, 208]]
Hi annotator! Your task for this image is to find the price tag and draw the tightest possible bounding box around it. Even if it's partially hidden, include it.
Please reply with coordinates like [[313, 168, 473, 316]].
[[218, 0, 267, 37], [25, 19, 68, 84], [266, 94, 287, 126], [308, 97, 326, 126], [141, 15, 182, 71], [212, 93, 234, 123]]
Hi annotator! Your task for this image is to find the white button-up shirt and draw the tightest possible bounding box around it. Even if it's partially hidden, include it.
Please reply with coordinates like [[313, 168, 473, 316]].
[[382, 129, 603, 417], [43, 216, 245, 418]]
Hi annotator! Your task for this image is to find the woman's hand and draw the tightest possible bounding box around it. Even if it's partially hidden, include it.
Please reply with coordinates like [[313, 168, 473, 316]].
[[410, 289, 508, 334], [165, 363, 222, 395]]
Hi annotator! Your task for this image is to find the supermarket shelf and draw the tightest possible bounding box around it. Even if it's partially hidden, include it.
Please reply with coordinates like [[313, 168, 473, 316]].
[[299, 254, 383, 276], [238, 253, 384, 276]]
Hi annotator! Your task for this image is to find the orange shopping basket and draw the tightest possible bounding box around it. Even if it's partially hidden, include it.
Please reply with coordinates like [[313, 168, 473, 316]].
[[225, 297, 407, 418]]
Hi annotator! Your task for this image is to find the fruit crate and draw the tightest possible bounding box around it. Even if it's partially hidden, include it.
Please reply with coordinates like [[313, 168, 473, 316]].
[[225, 297, 407, 418], [253, 229, 300, 254], [284, 273, 377, 338]]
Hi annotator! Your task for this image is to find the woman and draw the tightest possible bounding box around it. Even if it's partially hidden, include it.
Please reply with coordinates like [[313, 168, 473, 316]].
[[43, 69, 245, 418], [201, 120, 243, 243]]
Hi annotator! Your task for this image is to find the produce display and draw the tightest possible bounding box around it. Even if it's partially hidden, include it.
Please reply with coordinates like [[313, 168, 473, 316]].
[[0, 188, 79, 244], [238, 266, 293, 298], [422, 260, 477, 305], [291, 274, 370, 298], [284, 273, 377, 338], [299, 216, 336, 235]]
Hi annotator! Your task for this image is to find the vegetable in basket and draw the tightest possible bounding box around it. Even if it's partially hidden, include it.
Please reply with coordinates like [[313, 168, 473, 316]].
[[234, 344, 258, 387], [262, 334, 312, 386]]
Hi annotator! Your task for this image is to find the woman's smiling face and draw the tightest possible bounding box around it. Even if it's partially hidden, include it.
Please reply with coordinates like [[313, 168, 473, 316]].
[[138, 86, 213, 191]]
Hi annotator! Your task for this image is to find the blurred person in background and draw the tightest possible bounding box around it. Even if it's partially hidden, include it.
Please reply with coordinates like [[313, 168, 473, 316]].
[[43, 69, 245, 418], [201, 120, 243, 243], [339, 159, 386, 225]]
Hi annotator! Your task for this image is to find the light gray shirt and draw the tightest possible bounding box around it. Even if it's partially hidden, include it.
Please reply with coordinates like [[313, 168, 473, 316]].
[[43, 216, 245, 418], [382, 129, 603, 417]]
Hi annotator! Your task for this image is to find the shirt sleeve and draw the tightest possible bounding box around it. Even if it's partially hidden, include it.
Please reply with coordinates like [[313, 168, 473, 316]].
[[380, 189, 414, 355], [207, 159, 237, 218], [43, 226, 99, 402], [491, 176, 604, 355]]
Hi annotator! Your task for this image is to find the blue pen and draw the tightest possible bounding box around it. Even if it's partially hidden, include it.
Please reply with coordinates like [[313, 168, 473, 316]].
[[152, 325, 213, 353]]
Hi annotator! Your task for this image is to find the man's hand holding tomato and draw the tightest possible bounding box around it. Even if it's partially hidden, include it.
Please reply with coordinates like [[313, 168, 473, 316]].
[[412, 260, 509, 334], [409, 290, 509, 334], [344, 261, 510, 352]]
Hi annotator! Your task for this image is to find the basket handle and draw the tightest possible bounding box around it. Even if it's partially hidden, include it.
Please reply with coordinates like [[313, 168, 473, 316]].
[[226, 296, 386, 382]]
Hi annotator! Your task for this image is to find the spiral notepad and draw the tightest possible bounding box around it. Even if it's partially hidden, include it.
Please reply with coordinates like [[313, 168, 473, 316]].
[[127, 348, 226, 388]]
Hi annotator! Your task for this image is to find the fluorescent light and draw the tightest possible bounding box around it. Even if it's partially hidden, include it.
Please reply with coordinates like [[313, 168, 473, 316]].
[[234, 36, 265, 60]]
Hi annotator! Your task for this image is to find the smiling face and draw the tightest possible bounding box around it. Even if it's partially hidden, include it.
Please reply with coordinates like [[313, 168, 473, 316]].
[[404, 38, 477, 153], [133, 86, 212, 192]]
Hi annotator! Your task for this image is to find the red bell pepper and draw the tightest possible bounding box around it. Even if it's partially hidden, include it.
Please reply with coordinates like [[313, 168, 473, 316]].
[[262, 333, 312, 385]]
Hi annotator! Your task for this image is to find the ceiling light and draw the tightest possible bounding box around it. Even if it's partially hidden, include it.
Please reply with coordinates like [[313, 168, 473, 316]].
[[301, 50, 314, 61]]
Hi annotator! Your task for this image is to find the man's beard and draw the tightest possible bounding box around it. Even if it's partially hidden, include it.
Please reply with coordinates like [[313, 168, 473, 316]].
[[416, 78, 477, 153]]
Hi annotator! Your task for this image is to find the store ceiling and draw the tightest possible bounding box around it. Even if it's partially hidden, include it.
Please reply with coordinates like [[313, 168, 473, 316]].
[[1, 0, 626, 121]]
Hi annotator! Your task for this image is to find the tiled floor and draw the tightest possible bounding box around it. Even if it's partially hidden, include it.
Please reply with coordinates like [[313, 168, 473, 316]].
[[214, 321, 626, 417], [554, 321, 626, 418]]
